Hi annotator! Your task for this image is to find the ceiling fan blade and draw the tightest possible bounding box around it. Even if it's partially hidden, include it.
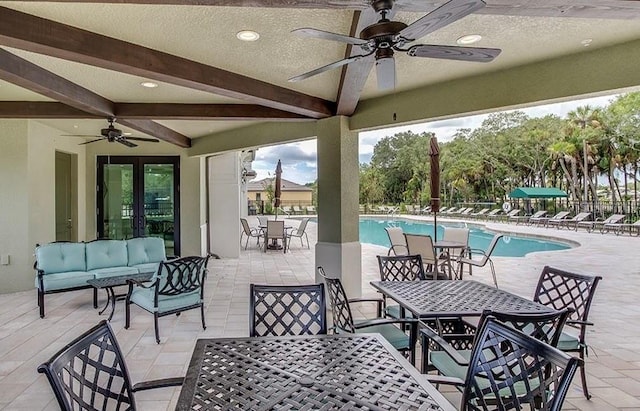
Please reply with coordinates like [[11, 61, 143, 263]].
[[117, 139, 137, 148], [61, 134, 101, 138], [289, 53, 371, 82], [376, 57, 396, 91], [125, 136, 160, 142], [408, 44, 501, 62], [399, 0, 485, 42], [292, 28, 368, 46], [78, 138, 104, 145]]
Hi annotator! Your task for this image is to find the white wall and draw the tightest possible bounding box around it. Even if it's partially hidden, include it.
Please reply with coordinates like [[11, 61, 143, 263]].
[[0, 120, 87, 292]]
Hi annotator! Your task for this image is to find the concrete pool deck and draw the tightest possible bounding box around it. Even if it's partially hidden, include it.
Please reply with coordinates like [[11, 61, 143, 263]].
[[0, 214, 638, 410]]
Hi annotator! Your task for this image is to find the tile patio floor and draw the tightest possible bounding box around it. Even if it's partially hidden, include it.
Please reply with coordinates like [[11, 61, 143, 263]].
[[1, 214, 639, 410]]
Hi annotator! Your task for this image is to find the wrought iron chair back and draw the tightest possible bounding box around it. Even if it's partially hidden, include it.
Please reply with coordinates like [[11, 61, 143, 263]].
[[533, 266, 601, 330], [461, 317, 581, 411], [156, 255, 208, 298], [318, 267, 356, 333], [377, 254, 426, 282], [38, 320, 137, 410], [249, 283, 327, 337], [532, 265, 602, 399]]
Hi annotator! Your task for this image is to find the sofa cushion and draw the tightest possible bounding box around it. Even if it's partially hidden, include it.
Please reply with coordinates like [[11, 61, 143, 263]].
[[90, 266, 140, 279], [127, 237, 166, 267], [36, 271, 94, 291], [129, 287, 201, 313], [36, 243, 86, 274], [86, 240, 128, 270]]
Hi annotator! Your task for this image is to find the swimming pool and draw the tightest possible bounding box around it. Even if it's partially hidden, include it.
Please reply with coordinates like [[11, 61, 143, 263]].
[[359, 218, 572, 257]]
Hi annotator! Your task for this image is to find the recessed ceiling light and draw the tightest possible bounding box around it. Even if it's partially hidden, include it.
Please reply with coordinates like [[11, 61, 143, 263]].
[[581, 39, 593, 47], [73, 125, 78, 128], [123, 132, 132, 136], [456, 34, 482, 45], [140, 81, 158, 88], [237, 30, 260, 42]]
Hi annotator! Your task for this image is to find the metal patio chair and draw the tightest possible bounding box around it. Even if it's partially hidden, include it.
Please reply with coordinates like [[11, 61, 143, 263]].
[[240, 217, 262, 249], [319, 267, 419, 363], [533, 266, 602, 399], [38, 320, 183, 410], [429, 317, 581, 411], [455, 234, 503, 288], [250, 283, 327, 337], [125, 255, 209, 343], [376, 254, 425, 319]]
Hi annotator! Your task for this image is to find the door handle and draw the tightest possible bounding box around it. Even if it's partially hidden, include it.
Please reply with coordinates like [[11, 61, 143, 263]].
[[139, 215, 146, 229], [131, 214, 136, 229]]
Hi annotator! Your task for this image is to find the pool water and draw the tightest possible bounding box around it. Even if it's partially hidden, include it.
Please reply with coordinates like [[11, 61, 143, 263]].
[[359, 218, 571, 257]]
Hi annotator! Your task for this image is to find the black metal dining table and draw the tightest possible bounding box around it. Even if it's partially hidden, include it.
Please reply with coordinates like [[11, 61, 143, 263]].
[[370, 280, 553, 319], [176, 333, 456, 411]]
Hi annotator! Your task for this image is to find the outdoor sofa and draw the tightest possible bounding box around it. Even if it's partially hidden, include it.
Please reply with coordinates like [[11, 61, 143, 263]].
[[35, 237, 167, 318]]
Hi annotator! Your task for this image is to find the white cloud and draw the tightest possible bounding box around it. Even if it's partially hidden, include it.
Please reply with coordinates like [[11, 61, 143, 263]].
[[255, 93, 620, 184]]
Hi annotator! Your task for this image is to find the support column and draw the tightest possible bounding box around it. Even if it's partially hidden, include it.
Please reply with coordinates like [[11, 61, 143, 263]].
[[208, 152, 241, 258], [315, 116, 362, 297]]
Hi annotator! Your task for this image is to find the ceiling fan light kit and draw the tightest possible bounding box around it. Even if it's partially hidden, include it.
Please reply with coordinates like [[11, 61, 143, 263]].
[[289, 0, 501, 90]]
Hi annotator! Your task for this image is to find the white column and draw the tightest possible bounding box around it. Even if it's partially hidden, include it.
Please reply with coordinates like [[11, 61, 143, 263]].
[[208, 152, 241, 258], [314, 116, 362, 297]]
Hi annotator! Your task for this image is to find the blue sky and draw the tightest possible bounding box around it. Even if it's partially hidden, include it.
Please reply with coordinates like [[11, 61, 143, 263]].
[[252, 93, 618, 185]]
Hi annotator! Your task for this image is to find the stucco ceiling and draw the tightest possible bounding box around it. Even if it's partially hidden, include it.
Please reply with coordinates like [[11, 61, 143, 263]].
[[1, 1, 640, 146]]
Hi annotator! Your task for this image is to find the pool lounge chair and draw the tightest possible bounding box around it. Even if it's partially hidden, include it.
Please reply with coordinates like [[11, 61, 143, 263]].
[[483, 209, 502, 220], [550, 212, 591, 230], [510, 210, 547, 225], [577, 214, 626, 233], [280, 206, 292, 215], [532, 210, 569, 227], [292, 205, 303, 214], [499, 208, 521, 221], [603, 219, 640, 236], [469, 208, 489, 219], [306, 205, 316, 214], [420, 206, 431, 214], [458, 207, 474, 217]]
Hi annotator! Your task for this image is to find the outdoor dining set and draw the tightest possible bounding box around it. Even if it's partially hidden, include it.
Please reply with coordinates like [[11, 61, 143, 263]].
[[34, 222, 602, 410]]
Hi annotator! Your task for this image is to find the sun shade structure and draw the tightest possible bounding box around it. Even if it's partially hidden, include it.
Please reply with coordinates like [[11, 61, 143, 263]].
[[508, 187, 568, 199]]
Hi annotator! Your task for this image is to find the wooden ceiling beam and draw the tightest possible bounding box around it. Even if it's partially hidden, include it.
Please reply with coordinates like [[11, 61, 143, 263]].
[[0, 48, 113, 117], [114, 103, 312, 121], [0, 102, 101, 118], [12, 1, 640, 18], [0, 7, 335, 119], [0, 48, 191, 147], [117, 119, 192, 147]]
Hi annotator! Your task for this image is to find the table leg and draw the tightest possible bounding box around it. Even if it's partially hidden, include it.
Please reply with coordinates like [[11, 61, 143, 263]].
[[105, 287, 117, 322], [97, 288, 111, 315]]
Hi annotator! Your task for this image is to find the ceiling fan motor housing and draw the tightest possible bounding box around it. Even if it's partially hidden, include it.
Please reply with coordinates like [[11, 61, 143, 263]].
[[360, 20, 407, 50]]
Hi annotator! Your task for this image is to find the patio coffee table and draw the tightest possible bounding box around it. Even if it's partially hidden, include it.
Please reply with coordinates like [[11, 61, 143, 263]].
[[176, 333, 456, 411], [87, 272, 154, 321], [370, 280, 553, 319]]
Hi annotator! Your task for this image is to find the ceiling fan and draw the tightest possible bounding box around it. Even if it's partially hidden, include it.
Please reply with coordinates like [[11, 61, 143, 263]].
[[63, 117, 160, 147], [289, 0, 501, 90]]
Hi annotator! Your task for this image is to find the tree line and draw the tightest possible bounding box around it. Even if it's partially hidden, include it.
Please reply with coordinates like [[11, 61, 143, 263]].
[[359, 92, 640, 213]]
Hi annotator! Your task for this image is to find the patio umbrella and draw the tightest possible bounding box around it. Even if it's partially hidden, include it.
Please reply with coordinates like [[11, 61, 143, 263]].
[[430, 136, 440, 240], [274, 159, 282, 219]]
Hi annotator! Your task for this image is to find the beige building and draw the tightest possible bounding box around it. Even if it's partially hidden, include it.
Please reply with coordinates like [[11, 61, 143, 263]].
[[247, 178, 313, 207]]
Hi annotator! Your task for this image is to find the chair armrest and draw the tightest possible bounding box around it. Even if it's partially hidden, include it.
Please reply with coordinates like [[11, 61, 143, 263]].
[[354, 317, 418, 329], [566, 319, 594, 327], [420, 326, 470, 366], [127, 278, 157, 289], [348, 297, 384, 317], [424, 375, 465, 387], [132, 377, 184, 392]]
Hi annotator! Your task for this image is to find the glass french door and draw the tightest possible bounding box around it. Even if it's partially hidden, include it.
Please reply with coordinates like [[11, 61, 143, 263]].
[[97, 156, 180, 256]]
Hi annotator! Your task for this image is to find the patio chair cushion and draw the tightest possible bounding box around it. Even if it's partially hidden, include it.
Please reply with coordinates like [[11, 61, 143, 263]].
[[128, 287, 201, 313], [86, 240, 128, 270], [130, 262, 162, 275], [127, 237, 166, 267], [556, 330, 580, 351], [35, 271, 95, 291], [384, 304, 414, 320], [35, 243, 86, 274], [430, 350, 472, 380], [354, 321, 410, 350]]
